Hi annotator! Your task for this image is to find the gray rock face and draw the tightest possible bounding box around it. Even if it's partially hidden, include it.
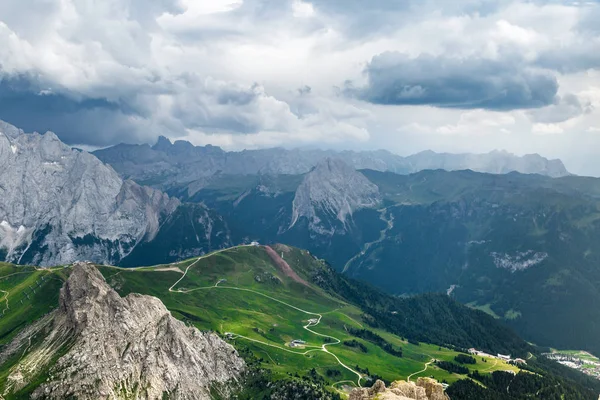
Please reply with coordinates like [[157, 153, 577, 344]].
[[93, 137, 571, 195], [0, 121, 181, 266], [290, 158, 381, 235], [349, 378, 449, 400], [4, 263, 245, 399]]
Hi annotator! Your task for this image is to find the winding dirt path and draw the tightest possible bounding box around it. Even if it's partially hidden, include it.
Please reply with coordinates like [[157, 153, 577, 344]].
[[168, 245, 251, 292], [408, 359, 434, 382], [172, 277, 364, 387]]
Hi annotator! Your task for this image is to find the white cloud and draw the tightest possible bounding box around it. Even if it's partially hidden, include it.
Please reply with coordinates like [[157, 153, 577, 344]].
[[532, 123, 565, 135], [292, 0, 315, 18], [400, 110, 517, 136]]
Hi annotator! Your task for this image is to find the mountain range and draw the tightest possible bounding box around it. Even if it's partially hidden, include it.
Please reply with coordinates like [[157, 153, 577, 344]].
[[1, 120, 599, 368], [93, 135, 570, 197]]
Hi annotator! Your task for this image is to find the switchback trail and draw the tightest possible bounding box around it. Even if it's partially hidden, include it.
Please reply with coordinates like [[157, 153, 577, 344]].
[[171, 270, 364, 387]]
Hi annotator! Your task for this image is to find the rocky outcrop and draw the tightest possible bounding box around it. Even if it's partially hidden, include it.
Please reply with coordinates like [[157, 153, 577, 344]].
[[0, 121, 229, 266], [3, 263, 245, 399], [349, 378, 449, 400], [290, 158, 381, 235]]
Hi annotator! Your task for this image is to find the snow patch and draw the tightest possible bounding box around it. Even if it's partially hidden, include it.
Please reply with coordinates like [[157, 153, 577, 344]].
[[491, 250, 548, 273], [11, 145, 17, 154]]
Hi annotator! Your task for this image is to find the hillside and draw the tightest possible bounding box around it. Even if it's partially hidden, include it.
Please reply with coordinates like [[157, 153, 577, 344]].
[[349, 170, 600, 356], [178, 167, 600, 358], [1, 246, 599, 399]]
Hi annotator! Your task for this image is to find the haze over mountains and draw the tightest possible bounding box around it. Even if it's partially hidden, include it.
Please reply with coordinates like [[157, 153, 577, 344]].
[[93, 135, 571, 195]]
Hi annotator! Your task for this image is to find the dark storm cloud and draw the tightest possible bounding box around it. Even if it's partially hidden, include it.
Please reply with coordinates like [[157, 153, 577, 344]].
[[536, 46, 600, 74], [353, 52, 559, 110], [0, 77, 135, 146]]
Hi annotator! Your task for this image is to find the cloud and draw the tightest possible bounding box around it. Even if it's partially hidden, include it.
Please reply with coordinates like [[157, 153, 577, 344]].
[[399, 109, 516, 136], [0, 0, 372, 147], [0, 0, 599, 176], [528, 94, 593, 123], [351, 52, 558, 110], [532, 123, 564, 135]]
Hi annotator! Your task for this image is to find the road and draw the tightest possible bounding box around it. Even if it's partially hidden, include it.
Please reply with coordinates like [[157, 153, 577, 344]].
[[171, 271, 364, 387], [0, 290, 8, 315]]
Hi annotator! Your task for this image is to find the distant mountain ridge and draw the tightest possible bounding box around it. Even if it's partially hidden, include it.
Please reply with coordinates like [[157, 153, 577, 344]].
[[93, 136, 570, 194], [407, 149, 569, 177]]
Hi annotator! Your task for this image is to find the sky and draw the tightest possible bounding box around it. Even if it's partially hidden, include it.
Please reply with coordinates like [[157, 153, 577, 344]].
[[0, 0, 599, 175]]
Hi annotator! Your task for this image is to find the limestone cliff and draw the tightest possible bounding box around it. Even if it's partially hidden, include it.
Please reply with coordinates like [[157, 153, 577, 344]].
[[0, 121, 184, 266]]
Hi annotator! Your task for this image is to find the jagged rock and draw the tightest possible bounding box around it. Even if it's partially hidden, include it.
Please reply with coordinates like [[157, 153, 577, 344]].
[[290, 158, 381, 235], [0, 121, 229, 266], [416, 377, 449, 400], [3, 263, 245, 399], [349, 379, 449, 400], [0, 121, 181, 266]]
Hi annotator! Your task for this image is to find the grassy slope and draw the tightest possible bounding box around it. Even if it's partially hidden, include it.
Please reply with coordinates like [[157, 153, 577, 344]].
[[0, 248, 519, 397], [0, 264, 69, 397], [99, 246, 518, 389]]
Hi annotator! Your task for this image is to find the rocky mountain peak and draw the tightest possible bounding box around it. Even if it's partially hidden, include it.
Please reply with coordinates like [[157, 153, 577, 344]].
[[2, 263, 246, 399], [0, 120, 24, 139], [152, 135, 173, 151], [0, 120, 181, 266], [290, 158, 381, 235], [313, 156, 355, 174], [58, 263, 117, 331]]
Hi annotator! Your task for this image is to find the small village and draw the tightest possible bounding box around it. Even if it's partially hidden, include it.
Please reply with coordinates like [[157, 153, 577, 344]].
[[543, 352, 600, 381]]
